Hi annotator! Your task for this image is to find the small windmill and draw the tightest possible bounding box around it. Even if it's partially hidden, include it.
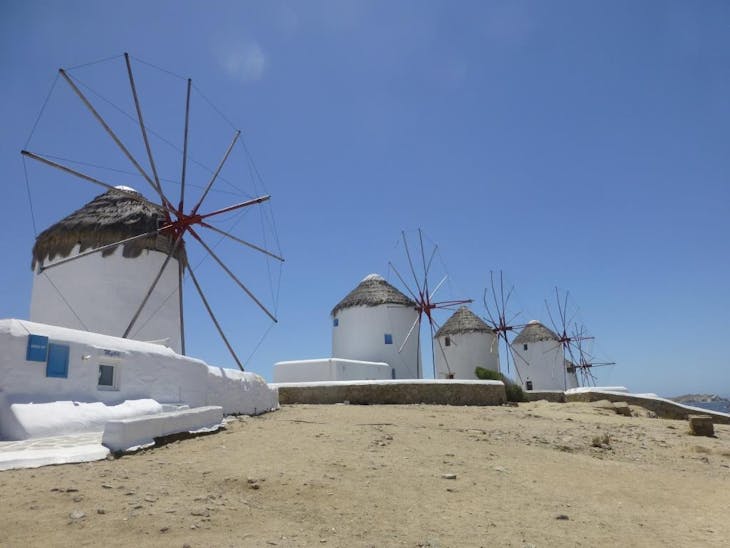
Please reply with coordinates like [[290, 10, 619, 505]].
[[570, 324, 616, 386], [22, 53, 283, 371], [387, 229, 472, 378], [482, 270, 528, 381], [545, 288, 614, 388]]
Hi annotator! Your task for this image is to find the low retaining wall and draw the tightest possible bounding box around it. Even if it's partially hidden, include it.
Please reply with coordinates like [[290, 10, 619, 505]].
[[524, 390, 566, 403], [274, 380, 506, 406], [566, 391, 730, 425]]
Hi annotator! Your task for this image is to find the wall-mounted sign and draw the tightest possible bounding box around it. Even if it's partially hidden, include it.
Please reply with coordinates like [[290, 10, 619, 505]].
[[26, 335, 49, 362]]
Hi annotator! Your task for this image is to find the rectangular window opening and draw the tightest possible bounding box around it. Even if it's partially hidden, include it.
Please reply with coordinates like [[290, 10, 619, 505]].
[[445, 336, 451, 347], [523, 343, 528, 351], [333, 318, 339, 327], [384, 333, 393, 345], [98, 364, 117, 389]]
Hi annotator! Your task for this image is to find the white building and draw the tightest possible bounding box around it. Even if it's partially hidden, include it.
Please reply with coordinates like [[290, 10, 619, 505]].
[[0, 319, 278, 441], [433, 306, 499, 380], [30, 187, 183, 352], [331, 274, 421, 379], [511, 320, 579, 391]]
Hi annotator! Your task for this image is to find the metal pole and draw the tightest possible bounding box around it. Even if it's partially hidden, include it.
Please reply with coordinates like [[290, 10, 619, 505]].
[[178, 258, 186, 355]]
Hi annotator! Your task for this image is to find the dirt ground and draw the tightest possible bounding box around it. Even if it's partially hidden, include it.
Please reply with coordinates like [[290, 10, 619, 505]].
[[2, 401, 730, 547]]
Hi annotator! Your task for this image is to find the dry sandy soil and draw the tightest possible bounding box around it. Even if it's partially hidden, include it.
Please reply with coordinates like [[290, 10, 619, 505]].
[[2, 401, 730, 547]]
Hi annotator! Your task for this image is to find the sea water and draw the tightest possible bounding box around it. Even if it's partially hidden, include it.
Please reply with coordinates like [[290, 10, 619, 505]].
[[686, 400, 730, 414]]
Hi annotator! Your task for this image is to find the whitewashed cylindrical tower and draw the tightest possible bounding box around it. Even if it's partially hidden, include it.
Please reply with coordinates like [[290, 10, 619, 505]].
[[331, 274, 421, 379], [30, 187, 184, 352], [511, 320, 578, 391], [433, 306, 499, 379]]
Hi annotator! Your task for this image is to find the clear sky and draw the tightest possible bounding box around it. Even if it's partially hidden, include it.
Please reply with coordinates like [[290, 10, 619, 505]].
[[1, 1, 728, 397]]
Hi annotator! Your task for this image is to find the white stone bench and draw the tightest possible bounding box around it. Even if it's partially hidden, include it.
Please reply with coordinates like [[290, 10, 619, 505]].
[[101, 406, 223, 452]]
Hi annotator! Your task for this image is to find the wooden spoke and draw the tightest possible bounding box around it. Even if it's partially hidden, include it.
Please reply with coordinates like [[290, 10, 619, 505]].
[[179, 78, 192, 212], [123, 53, 169, 209], [200, 221, 284, 262], [187, 265, 244, 371], [58, 69, 165, 208], [190, 130, 241, 215], [188, 227, 277, 322], [123, 237, 182, 338], [39, 228, 167, 272], [21, 150, 154, 206]]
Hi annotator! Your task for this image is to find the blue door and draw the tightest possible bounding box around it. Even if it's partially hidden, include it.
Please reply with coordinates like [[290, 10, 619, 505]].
[[46, 343, 70, 378]]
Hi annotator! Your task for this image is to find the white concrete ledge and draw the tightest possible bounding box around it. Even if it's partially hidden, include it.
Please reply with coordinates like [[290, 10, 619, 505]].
[[101, 406, 224, 452]]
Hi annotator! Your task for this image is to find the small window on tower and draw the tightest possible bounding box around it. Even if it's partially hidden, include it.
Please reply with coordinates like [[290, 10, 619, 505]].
[[333, 318, 339, 327], [523, 344, 528, 351], [384, 333, 393, 345], [445, 336, 451, 347]]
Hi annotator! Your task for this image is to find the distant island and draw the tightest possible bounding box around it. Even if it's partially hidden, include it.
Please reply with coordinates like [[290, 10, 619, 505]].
[[671, 394, 729, 404]]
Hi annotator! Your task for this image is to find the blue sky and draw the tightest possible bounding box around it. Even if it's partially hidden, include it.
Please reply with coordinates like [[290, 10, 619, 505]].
[[1, 1, 728, 397]]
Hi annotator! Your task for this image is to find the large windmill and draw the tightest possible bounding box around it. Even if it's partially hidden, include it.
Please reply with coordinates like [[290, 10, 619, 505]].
[[387, 229, 472, 378], [21, 53, 283, 371]]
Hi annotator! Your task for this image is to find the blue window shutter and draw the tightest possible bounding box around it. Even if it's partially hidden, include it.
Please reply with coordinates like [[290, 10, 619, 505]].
[[46, 343, 70, 378], [26, 335, 49, 362], [384, 333, 393, 345], [333, 318, 339, 327]]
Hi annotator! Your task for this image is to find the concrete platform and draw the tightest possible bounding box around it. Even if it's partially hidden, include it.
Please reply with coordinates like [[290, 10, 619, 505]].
[[273, 379, 506, 406], [0, 432, 108, 471]]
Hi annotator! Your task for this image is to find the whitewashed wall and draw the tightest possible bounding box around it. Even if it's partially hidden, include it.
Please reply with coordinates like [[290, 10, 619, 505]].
[[332, 305, 421, 379], [511, 339, 579, 391], [30, 244, 182, 352], [0, 319, 278, 440], [434, 331, 500, 380], [273, 358, 392, 383]]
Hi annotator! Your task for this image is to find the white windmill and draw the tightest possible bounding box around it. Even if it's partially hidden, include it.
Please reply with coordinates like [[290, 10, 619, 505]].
[[22, 53, 283, 371], [433, 306, 499, 380]]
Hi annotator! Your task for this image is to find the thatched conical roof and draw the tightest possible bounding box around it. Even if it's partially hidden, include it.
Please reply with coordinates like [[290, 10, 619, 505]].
[[513, 320, 559, 344], [435, 306, 494, 338], [32, 187, 185, 270], [331, 273, 415, 316]]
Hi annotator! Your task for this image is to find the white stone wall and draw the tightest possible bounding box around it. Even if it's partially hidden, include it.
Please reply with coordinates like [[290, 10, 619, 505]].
[[332, 305, 421, 379], [0, 319, 278, 440], [434, 331, 500, 379], [272, 358, 392, 383], [511, 339, 579, 391], [30, 244, 182, 352]]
